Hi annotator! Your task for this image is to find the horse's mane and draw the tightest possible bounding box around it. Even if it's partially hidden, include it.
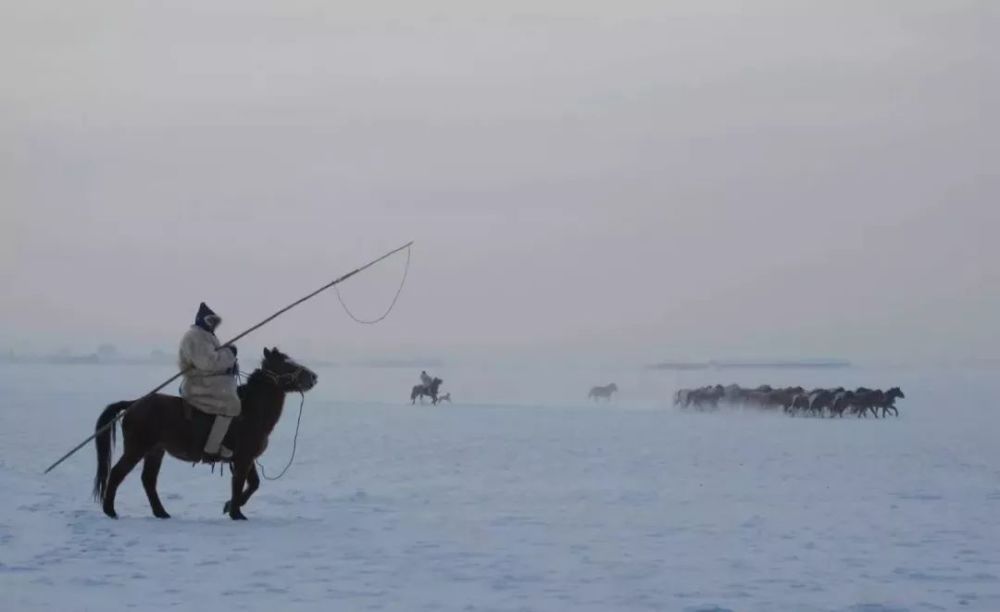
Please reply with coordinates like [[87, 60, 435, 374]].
[[237, 368, 270, 399]]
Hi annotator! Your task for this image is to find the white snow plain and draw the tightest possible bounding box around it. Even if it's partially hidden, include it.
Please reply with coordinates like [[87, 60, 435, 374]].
[[2, 361, 999, 611]]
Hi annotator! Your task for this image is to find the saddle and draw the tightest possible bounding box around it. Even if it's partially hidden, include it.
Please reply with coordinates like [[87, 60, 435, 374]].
[[181, 400, 238, 451]]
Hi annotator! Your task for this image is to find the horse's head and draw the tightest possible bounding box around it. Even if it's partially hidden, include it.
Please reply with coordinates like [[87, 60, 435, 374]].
[[431, 377, 443, 392], [609, 383, 619, 392], [261, 347, 318, 393], [887, 387, 904, 400]]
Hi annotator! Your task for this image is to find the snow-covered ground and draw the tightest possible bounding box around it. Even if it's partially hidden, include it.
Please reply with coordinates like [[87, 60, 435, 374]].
[[2, 362, 999, 611]]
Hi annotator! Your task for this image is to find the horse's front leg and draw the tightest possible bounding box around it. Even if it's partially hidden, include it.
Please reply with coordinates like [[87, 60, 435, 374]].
[[223, 463, 260, 515], [228, 459, 252, 520], [241, 463, 261, 506]]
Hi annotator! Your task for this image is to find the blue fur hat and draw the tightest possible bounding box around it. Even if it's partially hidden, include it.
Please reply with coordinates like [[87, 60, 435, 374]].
[[195, 302, 221, 331]]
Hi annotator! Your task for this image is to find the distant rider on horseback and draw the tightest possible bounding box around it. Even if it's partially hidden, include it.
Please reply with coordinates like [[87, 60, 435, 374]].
[[179, 302, 240, 461], [419, 370, 433, 389]]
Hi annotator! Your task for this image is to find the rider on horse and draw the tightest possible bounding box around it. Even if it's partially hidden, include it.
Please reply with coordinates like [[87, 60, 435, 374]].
[[178, 302, 240, 461], [420, 370, 433, 389]]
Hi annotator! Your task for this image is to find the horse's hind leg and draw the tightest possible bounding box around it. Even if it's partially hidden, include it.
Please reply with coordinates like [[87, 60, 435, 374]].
[[103, 446, 145, 519], [141, 447, 170, 519]]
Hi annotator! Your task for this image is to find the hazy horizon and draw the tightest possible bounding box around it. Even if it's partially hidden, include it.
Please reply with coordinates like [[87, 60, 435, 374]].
[[2, 1, 997, 366]]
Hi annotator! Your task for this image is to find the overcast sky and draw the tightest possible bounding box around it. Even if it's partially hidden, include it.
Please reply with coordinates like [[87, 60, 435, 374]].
[[1, 1, 997, 364]]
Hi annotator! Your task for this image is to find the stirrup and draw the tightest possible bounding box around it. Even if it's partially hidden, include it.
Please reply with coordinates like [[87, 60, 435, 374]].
[[202, 447, 233, 463]]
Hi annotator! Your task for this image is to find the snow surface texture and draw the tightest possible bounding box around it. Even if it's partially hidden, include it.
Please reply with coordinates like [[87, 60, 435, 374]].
[[2, 363, 999, 611]]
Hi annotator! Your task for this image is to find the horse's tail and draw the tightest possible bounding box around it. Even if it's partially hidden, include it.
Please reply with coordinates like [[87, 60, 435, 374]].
[[93, 401, 129, 502]]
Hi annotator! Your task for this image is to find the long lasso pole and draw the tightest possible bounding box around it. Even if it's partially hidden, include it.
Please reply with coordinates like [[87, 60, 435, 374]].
[[43, 240, 414, 474]]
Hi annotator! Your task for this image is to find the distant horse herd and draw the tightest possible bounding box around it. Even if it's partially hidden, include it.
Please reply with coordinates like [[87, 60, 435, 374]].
[[674, 384, 905, 418], [410, 378, 907, 418]]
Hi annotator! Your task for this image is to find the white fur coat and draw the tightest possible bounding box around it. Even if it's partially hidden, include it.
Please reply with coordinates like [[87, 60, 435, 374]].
[[178, 326, 241, 416]]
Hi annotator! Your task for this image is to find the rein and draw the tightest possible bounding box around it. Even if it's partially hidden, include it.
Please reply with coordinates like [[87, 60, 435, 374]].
[[256, 391, 305, 481], [253, 365, 308, 481], [334, 242, 411, 324]]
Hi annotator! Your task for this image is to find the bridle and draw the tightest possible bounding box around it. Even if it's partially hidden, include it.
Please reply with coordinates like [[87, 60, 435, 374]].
[[260, 362, 308, 389]]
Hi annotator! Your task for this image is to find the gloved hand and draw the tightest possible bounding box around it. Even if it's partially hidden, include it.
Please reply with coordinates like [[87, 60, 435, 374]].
[[228, 361, 240, 376]]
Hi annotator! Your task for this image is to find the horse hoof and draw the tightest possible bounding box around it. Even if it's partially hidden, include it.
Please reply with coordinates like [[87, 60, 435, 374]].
[[229, 511, 247, 521], [103, 508, 118, 519], [223, 501, 231, 514], [154, 511, 171, 519]]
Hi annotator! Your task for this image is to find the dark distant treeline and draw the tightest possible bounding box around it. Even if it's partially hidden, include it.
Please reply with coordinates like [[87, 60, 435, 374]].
[[647, 359, 851, 371]]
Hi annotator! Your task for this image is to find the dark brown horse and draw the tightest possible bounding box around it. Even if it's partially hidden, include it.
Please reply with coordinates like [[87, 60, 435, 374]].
[[789, 392, 811, 416], [93, 347, 318, 520], [830, 390, 855, 417], [807, 388, 840, 417], [850, 387, 881, 418], [763, 387, 801, 412], [411, 377, 443, 404], [876, 387, 905, 417]]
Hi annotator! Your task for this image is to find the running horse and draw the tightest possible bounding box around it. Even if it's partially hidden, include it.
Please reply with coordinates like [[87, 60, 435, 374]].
[[411, 377, 443, 404], [93, 347, 318, 520], [588, 383, 619, 401]]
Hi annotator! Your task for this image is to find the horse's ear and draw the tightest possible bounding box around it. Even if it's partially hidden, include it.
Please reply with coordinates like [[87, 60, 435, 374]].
[[263, 347, 271, 359]]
